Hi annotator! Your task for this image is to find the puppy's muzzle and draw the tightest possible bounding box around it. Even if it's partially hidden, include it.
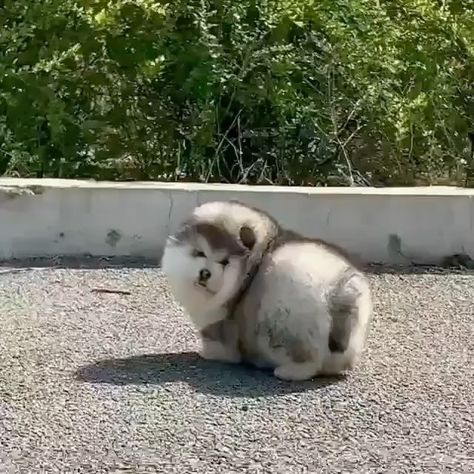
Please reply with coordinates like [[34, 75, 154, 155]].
[[199, 268, 211, 284]]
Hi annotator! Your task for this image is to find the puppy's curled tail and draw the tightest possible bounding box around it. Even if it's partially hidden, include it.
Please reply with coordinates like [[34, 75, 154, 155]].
[[322, 270, 372, 375]]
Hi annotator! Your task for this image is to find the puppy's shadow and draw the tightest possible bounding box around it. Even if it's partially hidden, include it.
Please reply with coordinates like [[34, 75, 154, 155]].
[[75, 351, 345, 398]]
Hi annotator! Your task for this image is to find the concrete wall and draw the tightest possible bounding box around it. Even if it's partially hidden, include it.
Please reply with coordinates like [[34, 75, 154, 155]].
[[1, 178, 473, 264]]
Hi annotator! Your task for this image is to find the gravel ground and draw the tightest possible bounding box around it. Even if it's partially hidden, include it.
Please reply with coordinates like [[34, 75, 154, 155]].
[[0, 263, 473, 473]]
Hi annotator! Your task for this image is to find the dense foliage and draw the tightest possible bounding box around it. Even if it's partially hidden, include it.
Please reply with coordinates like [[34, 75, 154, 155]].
[[1, 0, 473, 185]]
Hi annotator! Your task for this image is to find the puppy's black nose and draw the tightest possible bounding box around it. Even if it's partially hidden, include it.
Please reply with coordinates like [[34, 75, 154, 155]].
[[199, 269, 211, 282]]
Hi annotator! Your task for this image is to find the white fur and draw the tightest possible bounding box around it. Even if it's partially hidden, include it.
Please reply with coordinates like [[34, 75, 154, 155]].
[[242, 242, 372, 380], [161, 231, 245, 362], [162, 201, 372, 381], [161, 239, 242, 329], [161, 200, 273, 330], [192, 201, 273, 243], [198, 338, 241, 364]]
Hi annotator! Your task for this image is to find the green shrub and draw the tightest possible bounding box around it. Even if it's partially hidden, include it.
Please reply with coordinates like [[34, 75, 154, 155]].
[[1, 0, 473, 185]]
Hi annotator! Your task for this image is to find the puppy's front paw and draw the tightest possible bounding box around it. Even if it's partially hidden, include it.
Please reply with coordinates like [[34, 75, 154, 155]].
[[199, 339, 241, 364], [273, 361, 320, 381]]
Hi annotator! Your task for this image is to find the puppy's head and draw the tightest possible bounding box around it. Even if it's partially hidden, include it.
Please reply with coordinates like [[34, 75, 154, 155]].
[[162, 211, 256, 309]]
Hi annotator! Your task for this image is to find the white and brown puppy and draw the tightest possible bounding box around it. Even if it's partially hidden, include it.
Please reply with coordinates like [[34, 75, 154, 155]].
[[161, 201, 372, 381]]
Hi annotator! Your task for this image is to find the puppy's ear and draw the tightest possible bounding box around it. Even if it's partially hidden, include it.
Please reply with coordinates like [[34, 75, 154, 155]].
[[239, 225, 256, 250]]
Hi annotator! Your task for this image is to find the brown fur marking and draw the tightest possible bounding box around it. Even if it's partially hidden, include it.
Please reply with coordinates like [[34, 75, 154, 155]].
[[288, 343, 312, 363], [175, 218, 247, 257]]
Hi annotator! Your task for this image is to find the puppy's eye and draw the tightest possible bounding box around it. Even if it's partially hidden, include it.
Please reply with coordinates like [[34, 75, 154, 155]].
[[193, 250, 206, 258], [219, 258, 229, 266]]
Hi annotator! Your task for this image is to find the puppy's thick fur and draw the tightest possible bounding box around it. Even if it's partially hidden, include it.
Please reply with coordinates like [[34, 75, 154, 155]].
[[161, 201, 372, 381]]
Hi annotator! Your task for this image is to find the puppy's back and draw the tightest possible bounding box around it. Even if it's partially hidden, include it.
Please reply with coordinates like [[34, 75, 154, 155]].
[[236, 238, 371, 373]]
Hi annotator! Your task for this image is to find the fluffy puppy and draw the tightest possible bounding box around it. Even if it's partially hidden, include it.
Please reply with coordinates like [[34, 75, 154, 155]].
[[161, 201, 372, 381]]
